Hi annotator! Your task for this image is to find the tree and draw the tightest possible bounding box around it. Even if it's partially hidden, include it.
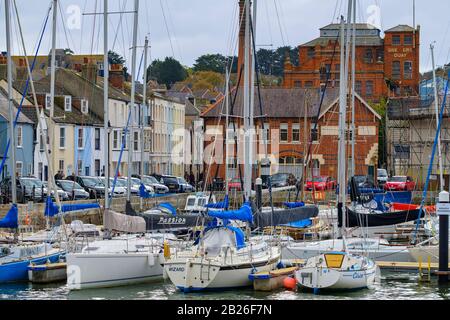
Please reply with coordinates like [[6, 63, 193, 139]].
[[255, 46, 299, 77], [147, 57, 188, 88], [193, 54, 238, 74]]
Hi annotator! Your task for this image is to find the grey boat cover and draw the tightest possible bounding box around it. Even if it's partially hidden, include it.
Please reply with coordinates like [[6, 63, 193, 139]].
[[342, 207, 424, 228], [253, 205, 319, 228], [103, 209, 146, 233]]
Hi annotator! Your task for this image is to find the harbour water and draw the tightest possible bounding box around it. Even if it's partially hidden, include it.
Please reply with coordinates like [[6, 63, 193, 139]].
[[1, 273, 449, 300]]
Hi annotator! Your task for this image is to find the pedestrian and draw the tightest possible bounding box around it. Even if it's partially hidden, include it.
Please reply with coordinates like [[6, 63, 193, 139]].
[[184, 171, 189, 182]]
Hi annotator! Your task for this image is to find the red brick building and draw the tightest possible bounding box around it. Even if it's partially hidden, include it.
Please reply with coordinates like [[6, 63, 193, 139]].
[[283, 23, 420, 101], [201, 88, 381, 183]]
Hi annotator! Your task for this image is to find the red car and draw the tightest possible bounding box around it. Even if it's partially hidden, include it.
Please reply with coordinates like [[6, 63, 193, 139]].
[[228, 178, 242, 191], [305, 176, 336, 191], [384, 176, 416, 191]]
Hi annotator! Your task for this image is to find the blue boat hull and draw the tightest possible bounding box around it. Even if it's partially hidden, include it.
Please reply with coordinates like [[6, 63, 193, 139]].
[[0, 252, 62, 283]]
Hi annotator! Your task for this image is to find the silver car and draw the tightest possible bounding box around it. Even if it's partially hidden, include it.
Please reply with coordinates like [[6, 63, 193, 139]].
[[141, 175, 169, 194]]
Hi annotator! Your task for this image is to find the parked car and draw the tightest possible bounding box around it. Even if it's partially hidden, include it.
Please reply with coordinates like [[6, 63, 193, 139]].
[[103, 178, 127, 197], [56, 180, 90, 200], [0, 177, 45, 203], [305, 176, 336, 191], [141, 175, 169, 194], [42, 181, 70, 201], [65, 176, 106, 199], [270, 173, 297, 188], [377, 169, 389, 186], [384, 176, 416, 191], [176, 177, 194, 193], [157, 175, 180, 193]]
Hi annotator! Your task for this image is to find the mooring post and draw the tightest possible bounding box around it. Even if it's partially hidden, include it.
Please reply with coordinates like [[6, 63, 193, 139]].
[[437, 190, 449, 284], [255, 178, 262, 211]]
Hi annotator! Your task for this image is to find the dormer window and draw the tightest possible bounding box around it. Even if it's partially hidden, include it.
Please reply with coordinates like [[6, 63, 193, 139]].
[[81, 99, 89, 114], [64, 96, 72, 112]]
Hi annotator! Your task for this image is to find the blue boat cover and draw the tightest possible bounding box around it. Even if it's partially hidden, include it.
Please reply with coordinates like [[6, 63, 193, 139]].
[[280, 218, 312, 228], [158, 203, 177, 216], [139, 183, 153, 198], [208, 202, 253, 223], [283, 201, 305, 209], [45, 196, 100, 217], [374, 191, 412, 212], [205, 195, 229, 209], [0, 204, 18, 229]]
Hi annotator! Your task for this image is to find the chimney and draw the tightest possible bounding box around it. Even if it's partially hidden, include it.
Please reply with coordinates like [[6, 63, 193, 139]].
[[0, 54, 7, 79], [15, 58, 28, 82], [109, 63, 124, 91], [81, 58, 98, 84]]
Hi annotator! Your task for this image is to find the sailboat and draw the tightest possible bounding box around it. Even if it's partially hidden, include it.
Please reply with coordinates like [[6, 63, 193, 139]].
[[295, 6, 379, 292], [0, 0, 64, 283], [66, 0, 180, 290], [164, 0, 280, 292]]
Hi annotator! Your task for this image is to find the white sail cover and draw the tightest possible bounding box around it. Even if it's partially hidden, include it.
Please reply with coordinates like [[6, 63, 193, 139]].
[[103, 209, 146, 233]]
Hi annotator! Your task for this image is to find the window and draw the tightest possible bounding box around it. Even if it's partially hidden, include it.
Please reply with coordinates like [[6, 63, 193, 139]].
[[77, 160, 83, 176], [59, 160, 64, 172], [39, 132, 45, 152], [78, 128, 84, 149], [366, 81, 374, 96], [305, 81, 313, 88], [81, 99, 89, 114], [311, 122, 319, 142], [45, 93, 51, 110], [364, 49, 373, 63], [16, 126, 23, 147], [134, 131, 139, 151], [95, 160, 101, 176], [392, 61, 401, 80], [292, 123, 300, 142], [404, 61, 413, 80], [355, 81, 362, 95], [227, 122, 237, 144], [59, 127, 66, 148], [404, 35, 413, 45], [15, 162, 23, 177], [122, 131, 127, 149], [113, 130, 119, 150], [392, 35, 401, 45], [95, 128, 101, 150], [294, 81, 302, 88], [307, 48, 315, 59], [280, 123, 288, 142], [38, 162, 43, 181], [64, 96, 72, 112], [376, 49, 384, 62], [85, 167, 90, 176]]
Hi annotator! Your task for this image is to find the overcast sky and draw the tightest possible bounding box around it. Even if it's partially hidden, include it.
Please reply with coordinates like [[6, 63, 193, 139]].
[[1, 0, 450, 73]]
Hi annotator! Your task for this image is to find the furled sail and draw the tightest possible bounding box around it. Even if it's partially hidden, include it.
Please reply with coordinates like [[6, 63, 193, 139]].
[[44, 196, 100, 217], [205, 195, 229, 209], [208, 202, 253, 223]]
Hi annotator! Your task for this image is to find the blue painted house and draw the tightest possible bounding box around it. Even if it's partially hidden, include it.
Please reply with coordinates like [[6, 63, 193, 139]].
[[0, 80, 35, 180]]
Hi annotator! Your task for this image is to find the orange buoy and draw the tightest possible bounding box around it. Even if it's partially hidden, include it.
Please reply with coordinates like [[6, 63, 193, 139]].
[[283, 276, 297, 291]]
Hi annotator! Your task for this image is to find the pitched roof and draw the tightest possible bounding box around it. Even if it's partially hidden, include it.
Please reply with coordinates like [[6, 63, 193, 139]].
[[301, 37, 383, 47], [202, 87, 340, 119], [0, 85, 34, 124], [201, 87, 381, 120], [320, 23, 380, 31], [384, 25, 415, 33]]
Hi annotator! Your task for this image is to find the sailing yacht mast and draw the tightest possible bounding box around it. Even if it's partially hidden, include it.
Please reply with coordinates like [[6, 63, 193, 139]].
[[48, 0, 57, 198], [243, 0, 253, 202], [350, 0, 356, 177], [5, 0, 17, 205], [103, 0, 110, 210], [431, 43, 444, 191], [140, 36, 149, 211], [127, 0, 139, 202], [338, 17, 348, 234], [225, 68, 230, 196]]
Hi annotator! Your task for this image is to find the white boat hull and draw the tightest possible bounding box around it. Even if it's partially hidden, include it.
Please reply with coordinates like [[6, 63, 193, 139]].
[[66, 252, 164, 290], [165, 257, 280, 292]]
